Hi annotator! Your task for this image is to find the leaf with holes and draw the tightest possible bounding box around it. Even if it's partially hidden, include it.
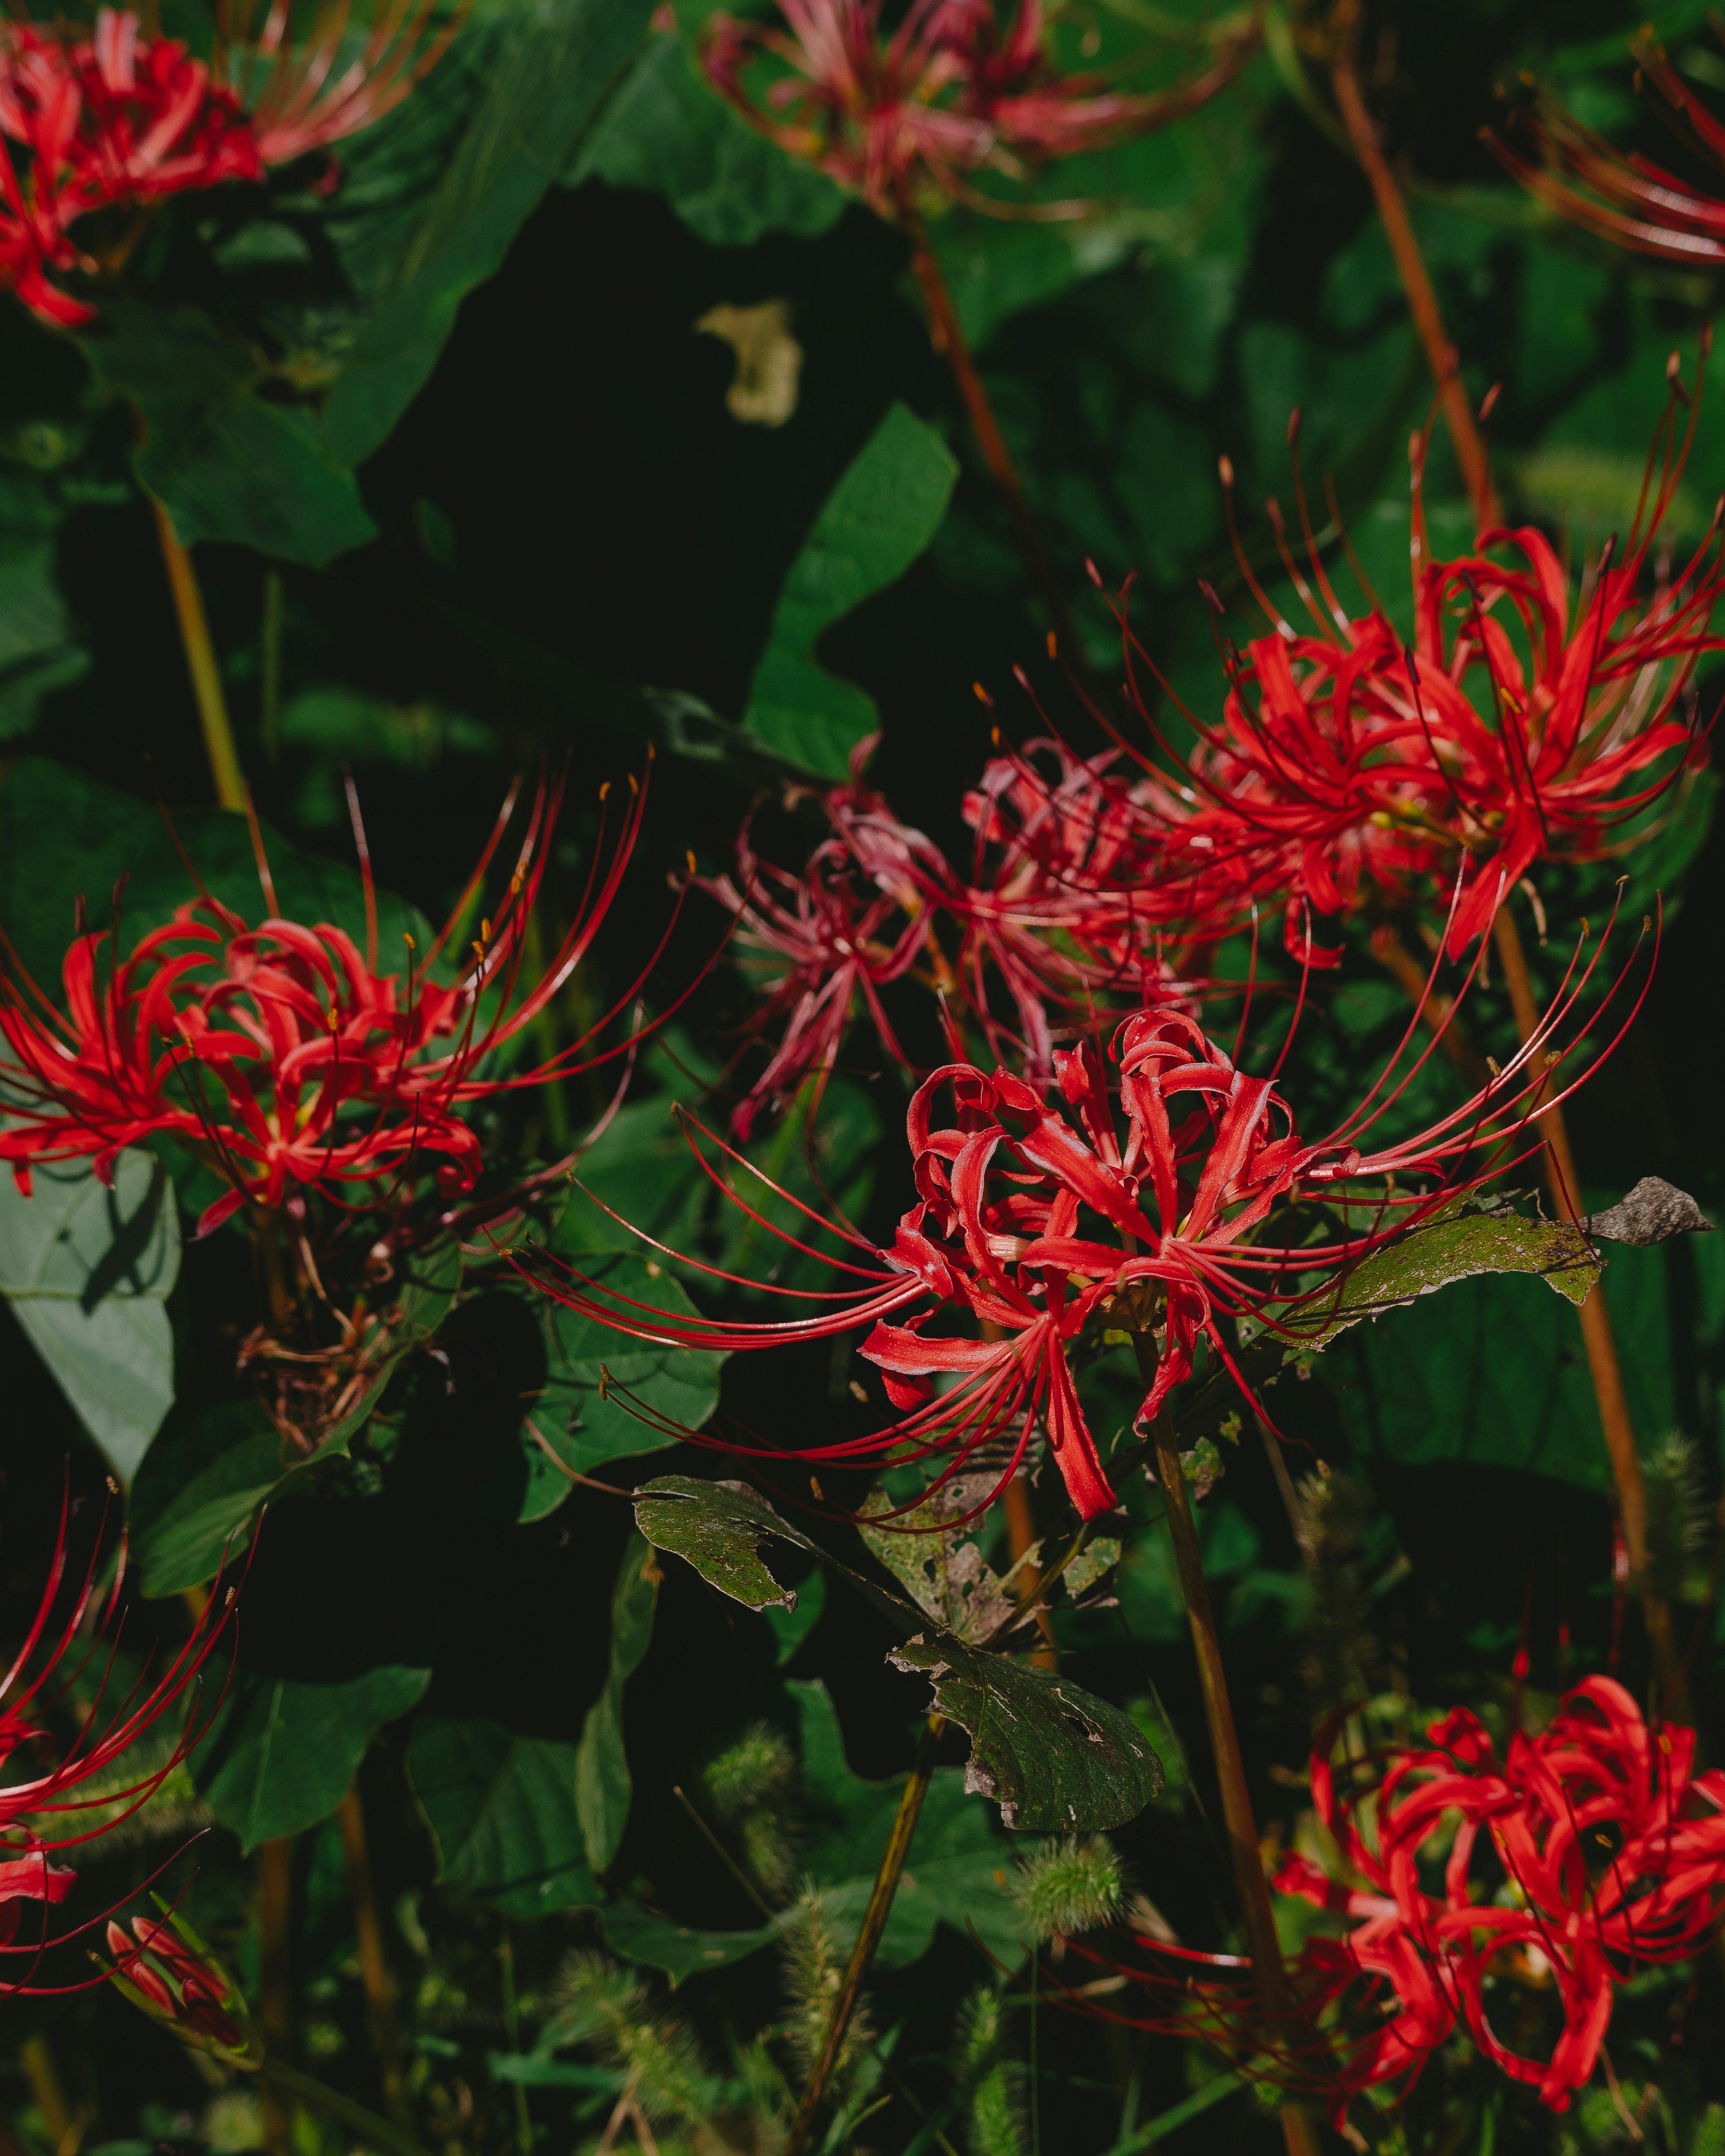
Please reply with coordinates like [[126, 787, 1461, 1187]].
[[887, 1635, 1163, 1833], [632, 1476, 817, 1612]]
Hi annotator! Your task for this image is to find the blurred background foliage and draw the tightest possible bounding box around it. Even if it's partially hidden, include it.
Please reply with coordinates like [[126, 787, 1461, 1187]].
[[4, 0, 1725, 2149]]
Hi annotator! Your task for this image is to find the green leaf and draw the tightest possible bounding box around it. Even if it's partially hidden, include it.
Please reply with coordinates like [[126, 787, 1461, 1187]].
[[194, 1664, 430, 1850], [0, 755, 429, 1004], [858, 1476, 1018, 1645], [130, 1240, 462, 1593], [597, 1904, 777, 1987], [0, 1150, 179, 1481], [791, 1680, 1021, 1967], [886, 1635, 1163, 1833], [765, 1564, 825, 1665], [537, 1252, 725, 1476], [86, 304, 376, 567], [575, 1533, 660, 1875], [0, 547, 87, 739], [407, 1713, 597, 1919], [320, 0, 659, 468], [1294, 1206, 1601, 1344], [742, 402, 957, 778], [566, 28, 845, 245], [633, 1475, 818, 1612]]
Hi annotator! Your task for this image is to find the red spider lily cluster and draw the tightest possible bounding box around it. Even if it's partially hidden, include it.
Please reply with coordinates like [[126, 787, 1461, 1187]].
[[0, 772, 667, 1237], [523, 903, 1636, 1524], [0, 1495, 232, 1988], [1487, 33, 1725, 268], [696, 735, 1219, 1134], [700, 0, 1256, 221], [1271, 1679, 1725, 2116], [0, 0, 459, 324], [1105, 379, 1721, 968]]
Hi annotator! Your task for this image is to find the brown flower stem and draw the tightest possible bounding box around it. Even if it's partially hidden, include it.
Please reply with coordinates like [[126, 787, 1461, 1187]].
[[1370, 922, 1492, 1089], [1004, 1470, 1057, 1668], [258, 1838, 296, 2156], [1327, 13, 1498, 532], [335, 1788, 414, 2134], [1491, 903, 1688, 1717], [1132, 1337, 1319, 2156], [149, 497, 246, 812], [783, 1713, 946, 2156], [903, 217, 1095, 680], [257, 2059, 438, 2156]]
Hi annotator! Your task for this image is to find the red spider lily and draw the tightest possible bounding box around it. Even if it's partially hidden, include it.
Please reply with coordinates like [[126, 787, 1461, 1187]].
[[698, 736, 1225, 1131], [0, 768, 675, 1237], [0, 0, 461, 324], [956, 733, 1225, 1080], [1106, 370, 1722, 963], [0, 1490, 234, 1989], [691, 743, 956, 1137], [105, 1909, 260, 2060], [700, 0, 1256, 223], [1486, 34, 1725, 268], [1273, 1678, 1725, 2114], [519, 902, 1639, 1525]]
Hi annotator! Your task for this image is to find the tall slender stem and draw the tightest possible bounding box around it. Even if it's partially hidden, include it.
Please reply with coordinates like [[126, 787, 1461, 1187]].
[[783, 1714, 945, 2156], [1491, 904, 1688, 1716], [336, 1788, 414, 2134], [1132, 1339, 1320, 2156], [150, 498, 246, 811], [1327, 13, 1499, 533], [258, 1838, 296, 2156], [903, 217, 1093, 674], [1004, 1470, 1057, 1668]]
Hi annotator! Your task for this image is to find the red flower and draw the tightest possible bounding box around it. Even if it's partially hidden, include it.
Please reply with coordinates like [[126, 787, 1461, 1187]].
[[1113, 376, 1721, 961], [0, 1493, 233, 1986], [1487, 35, 1725, 268], [692, 744, 955, 1137], [701, 0, 1255, 221], [522, 920, 1629, 1524], [0, 1, 460, 323], [1275, 1678, 1725, 2114], [105, 1910, 259, 2059], [0, 771, 667, 1236]]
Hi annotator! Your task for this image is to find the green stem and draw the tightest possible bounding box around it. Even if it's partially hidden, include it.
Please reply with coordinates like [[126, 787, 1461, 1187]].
[[150, 495, 246, 812], [258, 2059, 438, 2156], [783, 1714, 945, 2156], [498, 1923, 532, 2156], [1130, 1335, 1320, 2156]]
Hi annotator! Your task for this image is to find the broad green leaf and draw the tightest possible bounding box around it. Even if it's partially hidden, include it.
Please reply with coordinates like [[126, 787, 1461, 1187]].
[[791, 1681, 1021, 1967], [194, 1664, 430, 1849], [633, 1475, 817, 1612], [131, 1241, 462, 1593], [887, 1635, 1163, 1833], [567, 27, 845, 245], [536, 1252, 725, 1476], [575, 1533, 660, 1874], [87, 304, 376, 567], [0, 548, 87, 738], [320, 0, 658, 468], [742, 403, 957, 778], [407, 1713, 597, 1919], [0, 756, 429, 1004], [0, 1150, 179, 1481], [598, 1904, 776, 1987]]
